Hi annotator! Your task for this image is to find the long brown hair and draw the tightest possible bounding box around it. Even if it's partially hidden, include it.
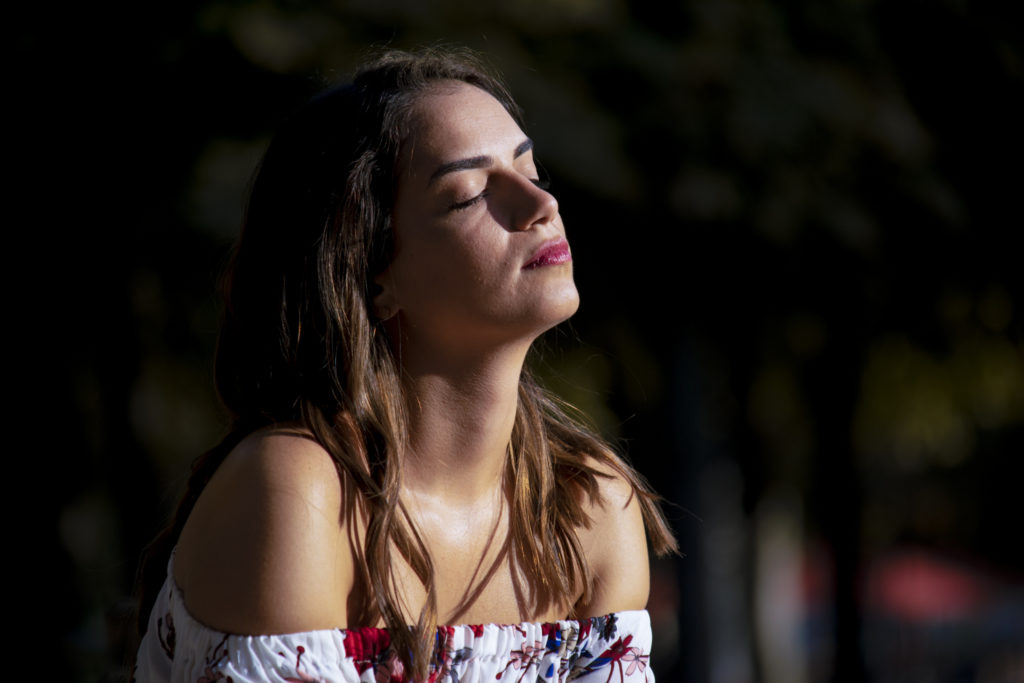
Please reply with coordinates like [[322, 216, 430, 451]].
[[138, 46, 676, 680]]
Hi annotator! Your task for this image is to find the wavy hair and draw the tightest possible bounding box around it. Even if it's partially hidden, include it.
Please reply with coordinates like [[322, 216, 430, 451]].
[[138, 47, 676, 681]]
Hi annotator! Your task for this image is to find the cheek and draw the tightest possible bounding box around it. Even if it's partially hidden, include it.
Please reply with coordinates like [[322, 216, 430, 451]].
[[415, 218, 506, 278], [450, 230, 508, 284], [389, 227, 505, 310]]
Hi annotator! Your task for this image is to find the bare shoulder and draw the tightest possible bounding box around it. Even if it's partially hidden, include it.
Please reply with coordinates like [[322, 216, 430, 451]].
[[175, 427, 354, 634], [574, 455, 651, 617]]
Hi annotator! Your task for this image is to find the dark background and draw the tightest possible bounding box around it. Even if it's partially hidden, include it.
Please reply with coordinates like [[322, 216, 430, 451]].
[[20, 1, 1024, 681]]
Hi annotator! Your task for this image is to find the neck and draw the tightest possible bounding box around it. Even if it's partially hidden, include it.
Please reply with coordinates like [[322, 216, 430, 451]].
[[397, 339, 531, 507]]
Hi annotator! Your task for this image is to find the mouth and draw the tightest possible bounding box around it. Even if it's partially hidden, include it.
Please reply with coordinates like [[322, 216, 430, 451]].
[[523, 238, 572, 270]]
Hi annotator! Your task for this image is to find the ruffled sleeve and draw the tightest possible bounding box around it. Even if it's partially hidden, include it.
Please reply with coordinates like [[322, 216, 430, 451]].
[[135, 571, 385, 682], [135, 560, 655, 682]]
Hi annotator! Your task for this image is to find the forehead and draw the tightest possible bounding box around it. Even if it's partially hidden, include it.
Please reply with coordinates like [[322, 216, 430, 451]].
[[400, 81, 526, 173]]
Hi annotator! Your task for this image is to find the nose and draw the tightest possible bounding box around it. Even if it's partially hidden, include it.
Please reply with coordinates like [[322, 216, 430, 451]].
[[508, 173, 558, 231]]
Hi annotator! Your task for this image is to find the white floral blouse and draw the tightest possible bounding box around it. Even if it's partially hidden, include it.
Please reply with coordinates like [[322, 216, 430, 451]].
[[135, 558, 655, 682]]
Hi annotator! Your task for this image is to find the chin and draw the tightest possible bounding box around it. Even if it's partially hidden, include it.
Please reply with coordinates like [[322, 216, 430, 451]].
[[560, 290, 582, 320], [538, 286, 581, 330]]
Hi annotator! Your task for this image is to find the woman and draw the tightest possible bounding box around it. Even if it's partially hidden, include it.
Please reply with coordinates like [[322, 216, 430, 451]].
[[135, 47, 676, 682]]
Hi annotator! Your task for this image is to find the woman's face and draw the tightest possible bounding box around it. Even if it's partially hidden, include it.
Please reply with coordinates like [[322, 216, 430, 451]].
[[377, 81, 579, 354]]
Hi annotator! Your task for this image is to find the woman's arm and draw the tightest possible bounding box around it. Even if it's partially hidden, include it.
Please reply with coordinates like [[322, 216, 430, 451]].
[[173, 429, 355, 634], [574, 460, 651, 617]]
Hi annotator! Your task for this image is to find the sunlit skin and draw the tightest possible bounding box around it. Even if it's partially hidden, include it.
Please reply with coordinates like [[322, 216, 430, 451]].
[[377, 80, 580, 357], [173, 82, 648, 634], [377, 81, 578, 504], [377, 81, 581, 623]]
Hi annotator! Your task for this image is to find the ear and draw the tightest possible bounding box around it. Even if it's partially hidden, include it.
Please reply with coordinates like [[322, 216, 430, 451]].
[[372, 267, 399, 322]]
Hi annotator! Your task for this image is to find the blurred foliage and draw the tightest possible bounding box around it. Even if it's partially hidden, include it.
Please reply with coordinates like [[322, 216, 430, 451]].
[[19, 0, 1024, 680]]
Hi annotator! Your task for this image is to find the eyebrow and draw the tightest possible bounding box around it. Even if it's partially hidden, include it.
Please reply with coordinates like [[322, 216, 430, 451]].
[[427, 138, 534, 186]]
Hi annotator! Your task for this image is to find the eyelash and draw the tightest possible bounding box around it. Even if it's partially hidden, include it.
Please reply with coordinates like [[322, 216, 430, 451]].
[[448, 193, 486, 212], [447, 178, 552, 213]]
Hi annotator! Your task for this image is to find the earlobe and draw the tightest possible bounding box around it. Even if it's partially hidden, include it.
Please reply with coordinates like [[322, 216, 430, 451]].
[[375, 303, 397, 322], [372, 269, 399, 322]]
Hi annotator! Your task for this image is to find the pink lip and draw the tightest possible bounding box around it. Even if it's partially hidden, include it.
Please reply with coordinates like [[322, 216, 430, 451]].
[[523, 238, 572, 270]]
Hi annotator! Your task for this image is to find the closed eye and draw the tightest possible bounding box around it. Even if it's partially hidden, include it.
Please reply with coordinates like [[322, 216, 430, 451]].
[[448, 177, 549, 213], [448, 192, 486, 212]]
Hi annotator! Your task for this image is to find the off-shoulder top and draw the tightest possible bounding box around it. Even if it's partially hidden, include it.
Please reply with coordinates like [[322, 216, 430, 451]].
[[134, 557, 655, 682]]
